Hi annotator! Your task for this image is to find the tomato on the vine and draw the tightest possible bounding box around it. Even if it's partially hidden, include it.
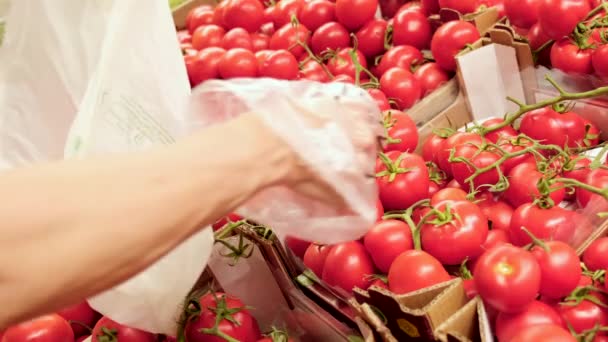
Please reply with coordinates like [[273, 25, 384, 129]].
[[299, 60, 331, 82], [431, 21, 480, 71], [376, 151, 430, 211], [303, 243, 331, 276], [388, 250, 451, 294], [503, 162, 566, 208], [335, 0, 379, 31], [531, 240, 581, 299], [223, 0, 265, 33], [476, 192, 514, 231], [186, 47, 227, 87], [583, 237, 608, 271], [92, 317, 155, 342], [273, 0, 304, 28], [495, 300, 565, 342], [577, 169, 608, 209], [430, 187, 468, 206], [322, 241, 375, 292], [550, 38, 593, 75], [376, 45, 424, 76], [355, 19, 388, 59], [557, 296, 608, 334], [474, 244, 541, 313], [3, 315, 74, 342], [327, 48, 367, 79], [299, 0, 336, 32], [437, 132, 483, 177], [538, 0, 591, 40], [520, 106, 588, 148], [392, 8, 432, 50], [364, 219, 414, 272], [509, 203, 576, 246], [382, 110, 419, 153], [259, 49, 299, 80], [505, 0, 541, 29], [481, 118, 518, 143], [450, 145, 503, 191], [380, 67, 422, 109], [270, 23, 311, 59], [311, 21, 351, 55], [422, 133, 448, 166]]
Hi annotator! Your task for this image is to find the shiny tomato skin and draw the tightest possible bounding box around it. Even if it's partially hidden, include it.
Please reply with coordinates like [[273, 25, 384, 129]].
[[377, 45, 424, 76], [187, 7, 215, 34], [259, 49, 299, 80], [310, 21, 350, 55], [476, 192, 514, 231], [431, 21, 481, 71], [192, 25, 226, 50], [380, 67, 422, 109], [367, 89, 391, 111], [355, 19, 388, 59], [593, 44, 608, 79], [437, 132, 483, 177], [450, 146, 502, 191], [212, 1, 229, 27], [375, 199, 385, 221], [577, 169, 608, 209], [550, 38, 593, 75], [531, 241, 581, 299], [392, 8, 432, 50], [509, 324, 576, 342], [299, 0, 336, 32], [327, 48, 367, 79], [420, 200, 489, 265], [430, 187, 468, 206], [92, 317, 155, 342], [422, 133, 447, 165], [505, 0, 541, 29], [364, 219, 414, 272], [299, 60, 331, 82], [503, 162, 566, 208], [218, 48, 258, 78], [177, 30, 193, 44], [285, 236, 311, 259], [538, 0, 591, 41], [185, 293, 261, 342], [57, 302, 99, 337], [383, 110, 419, 153], [223, 0, 265, 33], [335, 0, 378, 31], [481, 228, 511, 252], [376, 151, 430, 211], [583, 237, 608, 271], [273, 0, 304, 28], [509, 203, 576, 246], [496, 137, 536, 173], [322, 241, 375, 292], [186, 47, 227, 86], [303, 244, 331, 276], [557, 298, 608, 334], [481, 118, 518, 144], [270, 24, 311, 59], [250, 33, 270, 51], [421, 0, 440, 14], [495, 300, 565, 342], [222, 27, 254, 50], [3, 314, 74, 342], [438, 0, 478, 13], [413, 62, 450, 96], [387, 250, 451, 294], [473, 244, 541, 313]]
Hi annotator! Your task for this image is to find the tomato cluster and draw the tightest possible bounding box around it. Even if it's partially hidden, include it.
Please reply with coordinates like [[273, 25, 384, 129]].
[[180, 0, 486, 111]]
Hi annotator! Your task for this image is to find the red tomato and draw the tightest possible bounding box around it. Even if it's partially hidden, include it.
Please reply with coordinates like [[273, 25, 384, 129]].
[[509, 324, 576, 342], [481, 228, 511, 251], [192, 25, 226, 50], [392, 8, 432, 50], [481, 118, 518, 143], [422, 133, 447, 166], [3, 315, 74, 342], [364, 219, 414, 272], [421, 0, 440, 15], [505, 0, 541, 29], [503, 162, 566, 208], [310, 22, 350, 55], [474, 244, 541, 313], [437, 132, 483, 177], [259, 49, 299, 80], [519, 106, 588, 147], [327, 48, 367, 79], [582, 118, 600, 147], [438, 0, 479, 13], [222, 28, 254, 50], [376, 151, 430, 211], [303, 243, 331, 276], [57, 302, 99, 337], [260, 22, 275, 36], [285, 236, 311, 258], [379, 67, 422, 109], [76, 336, 89, 342], [496, 137, 536, 173], [550, 38, 593, 75], [186, 47, 227, 86], [91, 317, 155, 342], [527, 22, 552, 55], [212, 1, 229, 27], [273, 0, 304, 28], [557, 297, 608, 334], [368, 278, 389, 289], [531, 240, 581, 298], [223, 0, 264, 33], [430, 187, 468, 206], [335, 0, 378, 31], [375, 199, 385, 221], [496, 301, 565, 342], [583, 237, 608, 271], [299, 0, 336, 31], [450, 145, 502, 191], [509, 203, 576, 246], [299, 60, 331, 82], [250, 33, 270, 51], [322, 241, 375, 292], [388, 250, 451, 294], [413, 62, 450, 96], [187, 7, 215, 34], [218, 48, 258, 78], [377, 45, 424, 76], [332, 74, 356, 83], [177, 30, 193, 44], [577, 169, 608, 209], [476, 193, 514, 231], [367, 89, 391, 111], [382, 110, 419, 153], [538, 0, 590, 40], [421, 200, 489, 265], [355, 19, 388, 59], [185, 293, 261, 342], [270, 23, 311, 59], [431, 21, 481, 71], [593, 44, 608, 79]]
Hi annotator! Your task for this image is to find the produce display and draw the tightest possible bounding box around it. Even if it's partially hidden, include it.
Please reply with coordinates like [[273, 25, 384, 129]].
[[4, 0, 608, 341]]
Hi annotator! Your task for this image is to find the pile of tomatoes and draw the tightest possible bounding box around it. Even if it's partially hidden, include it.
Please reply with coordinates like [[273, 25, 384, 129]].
[[0, 292, 294, 342], [502, 0, 608, 79], [178, 0, 490, 111]]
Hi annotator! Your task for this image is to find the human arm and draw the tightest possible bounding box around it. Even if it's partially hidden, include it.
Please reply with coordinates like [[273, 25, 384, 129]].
[[0, 113, 298, 328]]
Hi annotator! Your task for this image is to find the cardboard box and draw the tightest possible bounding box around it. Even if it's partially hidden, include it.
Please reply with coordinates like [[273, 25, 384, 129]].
[[429, 7, 500, 35]]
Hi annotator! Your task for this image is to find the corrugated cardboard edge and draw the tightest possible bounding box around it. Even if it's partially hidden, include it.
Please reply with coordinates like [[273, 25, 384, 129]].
[[409, 79, 460, 127], [351, 278, 468, 341], [172, 0, 217, 29], [435, 297, 492, 342], [429, 7, 499, 35]]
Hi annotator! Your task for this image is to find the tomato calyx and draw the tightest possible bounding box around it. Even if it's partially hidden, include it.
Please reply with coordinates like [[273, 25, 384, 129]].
[[427, 161, 447, 185], [263, 327, 291, 342], [382, 111, 402, 146], [366, 274, 388, 284], [383, 25, 393, 51], [431, 127, 455, 139], [376, 152, 414, 182], [425, 204, 462, 227], [561, 285, 608, 309], [215, 228, 255, 265], [188, 293, 253, 342], [460, 258, 473, 280]]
